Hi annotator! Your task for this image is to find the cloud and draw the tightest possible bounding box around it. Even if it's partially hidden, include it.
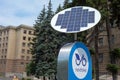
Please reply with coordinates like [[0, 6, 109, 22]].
[[0, 0, 64, 26]]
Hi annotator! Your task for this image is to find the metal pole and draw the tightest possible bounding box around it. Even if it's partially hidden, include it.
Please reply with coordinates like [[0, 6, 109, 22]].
[[74, 33, 77, 41]]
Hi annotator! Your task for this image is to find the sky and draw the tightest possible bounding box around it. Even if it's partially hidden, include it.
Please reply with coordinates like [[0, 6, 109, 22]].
[[0, 0, 64, 26]]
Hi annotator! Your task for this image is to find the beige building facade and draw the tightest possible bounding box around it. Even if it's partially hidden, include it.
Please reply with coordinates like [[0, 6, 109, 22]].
[[87, 24, 120, 75], [0, 24, 34, 77]]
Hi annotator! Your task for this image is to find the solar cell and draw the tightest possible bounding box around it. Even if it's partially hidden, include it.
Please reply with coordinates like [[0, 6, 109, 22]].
[[55, 7, 95, 32], [88, 11, 95, 23], [55, 14, 63, 25], [71, 8, 77, 12]]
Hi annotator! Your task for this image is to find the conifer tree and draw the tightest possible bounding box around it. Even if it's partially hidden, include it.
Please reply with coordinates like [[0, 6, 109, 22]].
[[55, 4, 62, 14], [63, 0, 70, 9], [27, 0, 73, 79]]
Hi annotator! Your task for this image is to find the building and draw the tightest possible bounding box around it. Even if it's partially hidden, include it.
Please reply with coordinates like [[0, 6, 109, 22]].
[[0, 24, 35, 77], [87, 23, 120, 75]]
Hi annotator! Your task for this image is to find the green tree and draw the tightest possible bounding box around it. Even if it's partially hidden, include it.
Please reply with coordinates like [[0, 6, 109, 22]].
[[71, 0, 86, 6], [63, 0, 70, 9], [55, 4, 62, 14], [110, 48, 120, 64], [27, 4, 47, 79], [109, 0, 120, 27], [26, 61, 36, 76], [107, 48, 120, 80], [27, 0, 73, 79], [86, 0, 109, 80], [105, 0, 120, 80]]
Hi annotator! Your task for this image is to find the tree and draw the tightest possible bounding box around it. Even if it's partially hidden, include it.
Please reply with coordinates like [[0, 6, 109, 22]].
[[109, 0, 120, 27], [71, 0, 86, 6], [63, 0, 70, 9], [26, 61, 36, 76], [107, 48, 120, 80], [55, 4, 63, 14], [110, 48, 120, 64], [27, 0, 73, 79], [86, 0, 108, 80], [105, 0, 120, 80], [27, 4, 47, 79]]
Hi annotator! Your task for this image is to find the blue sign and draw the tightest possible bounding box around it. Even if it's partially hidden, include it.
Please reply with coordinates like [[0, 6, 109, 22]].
[[69, 42, 92, 80], [57, 42, 92, 80]]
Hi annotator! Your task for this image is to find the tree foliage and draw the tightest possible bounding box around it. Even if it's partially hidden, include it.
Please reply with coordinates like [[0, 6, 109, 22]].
[[107, 48, 120, 80], [106, 64, 119, 74], [27, 0, 73, 78], [72, 0, 86, 6], [110, 48, 120, 63], [109, 0, 120, 27], [55, 4, 62, 14]]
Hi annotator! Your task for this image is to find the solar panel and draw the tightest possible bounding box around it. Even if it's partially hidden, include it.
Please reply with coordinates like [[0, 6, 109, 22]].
[[51, 6, 101, 33], [55, 7, 95, 32]]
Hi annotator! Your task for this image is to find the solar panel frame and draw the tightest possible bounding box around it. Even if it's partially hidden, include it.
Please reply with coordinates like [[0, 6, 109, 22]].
[[54, 6, 96, 32]]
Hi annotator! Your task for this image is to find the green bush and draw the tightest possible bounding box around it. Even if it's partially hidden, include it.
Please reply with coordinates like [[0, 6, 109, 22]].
[[26, 78, 31, 80], [21, 78, 31, 80], [106, 64, 120, 74], [22, 78, 25, 80]]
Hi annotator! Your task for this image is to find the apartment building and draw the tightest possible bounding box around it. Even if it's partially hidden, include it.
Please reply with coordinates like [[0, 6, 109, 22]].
[[0, 24, 34, 77], [87, 24, 120, 75]]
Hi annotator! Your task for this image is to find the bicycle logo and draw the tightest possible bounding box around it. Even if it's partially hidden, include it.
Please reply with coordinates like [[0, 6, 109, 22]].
[[75, 53, 87, 66]]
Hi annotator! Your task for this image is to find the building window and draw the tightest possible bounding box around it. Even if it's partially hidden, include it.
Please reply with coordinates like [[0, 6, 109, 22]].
[[29, 31, 32, 35], [22, 49, 25, 53], [28, 43, 30, 47], [6, 43, 8, 47], [33, 31, 35, 35], [3, 37, 5, 41], [99, 25, 104, 32], [111, 35, 115, 44], [99, 38, 103, 46], [5, 49, 7, 53], [23, 30, 27, 34], [0, 32, 2, 36], [23, 36, 26, 40], [6, 37, 8, 41], [28, 37, 31, 41], [26, 56, 30, 60], [22, 42, 26, 47], [99, 53, 103, 63], [3, 43, 4, 47], [0, 38, 1, 42], [21, 56, 25, 59], [27, 50, 30, 54], [21, 62, 24, 65]]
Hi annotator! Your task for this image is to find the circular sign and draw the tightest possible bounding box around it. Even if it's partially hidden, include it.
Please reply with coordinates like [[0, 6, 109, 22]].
[[51, 6, 101, 33], [69, 42, 92, 80], [72, 48, 89, 79]]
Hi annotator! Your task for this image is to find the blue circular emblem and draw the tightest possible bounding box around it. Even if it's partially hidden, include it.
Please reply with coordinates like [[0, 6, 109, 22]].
[[69, 42, 92, 80]]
